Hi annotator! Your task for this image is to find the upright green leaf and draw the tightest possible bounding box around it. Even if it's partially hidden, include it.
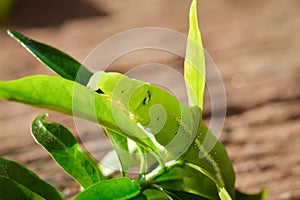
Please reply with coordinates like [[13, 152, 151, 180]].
[[31, 114, 103, 188], [0, 157, 64, 199], [73, 178, 140, 200], [0, 75, 162, 164], [7, 30, 93, 86], [184, 0, 205, 110]]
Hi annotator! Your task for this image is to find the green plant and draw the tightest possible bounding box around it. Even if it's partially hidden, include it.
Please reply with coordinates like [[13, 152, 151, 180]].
[[0, 0, 267, 199]]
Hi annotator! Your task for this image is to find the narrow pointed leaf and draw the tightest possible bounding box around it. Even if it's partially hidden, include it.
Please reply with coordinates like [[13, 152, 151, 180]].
[[7, 30, 93, 86], [184, 0, 205, 110], [73, 178, 140, 200], [31, 114, 103, 188], [0, 75, 161, 162], [0, 157, 64, 199]]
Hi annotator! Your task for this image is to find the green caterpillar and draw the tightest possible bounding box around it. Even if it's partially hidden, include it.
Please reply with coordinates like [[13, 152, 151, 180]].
[[87, 71, 193, 147], [87, 71, 236, 199]]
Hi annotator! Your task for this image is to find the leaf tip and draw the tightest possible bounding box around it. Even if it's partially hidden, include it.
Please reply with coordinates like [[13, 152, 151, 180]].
[[37, 113, 49, 121], [31, 113, 49, 127], [261, 189, 269, 198], [7, 29, 16, 38], [6, 29, 27, 44]]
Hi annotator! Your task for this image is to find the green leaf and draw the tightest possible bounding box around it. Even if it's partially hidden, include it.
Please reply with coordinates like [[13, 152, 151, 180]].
[[184, 0, 205, 110], [180, 122, 236, 199], [0, 177, 45, 200], [153, 165, 219, 199], [185, 162, 232, 200], [151, 121, 236, 199], [236, 190, 268, 200], [0, 157, 64, 199], [73, 178, 140, 200], [6, 30, 153, 175], [105, 129, 131, 176], [137, 145, 147, 178], [31, 114, 103, 188], [99, 145, 144, 177], [147, 122, 236, 199], [0, 75, 162, 164], [7, 30, 93, 86], [142, 189, 171, 200], [101, 130, 148, 178], [167, 190, 209, 200], [130, 194, 147, 200], [142, 188, 209, 200]]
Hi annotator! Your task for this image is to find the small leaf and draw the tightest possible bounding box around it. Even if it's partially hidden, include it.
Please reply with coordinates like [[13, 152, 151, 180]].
[[142, 189, 171, 200], [73, 178, 140, 200], [137, 145, 147, 177], [0, 177, 45, 200], [185, 162, 232, 200], [31, 114, 103, 188], [99, 146, 142, 177], [0, 157, 64, 199], [236, 189, 268, 200], [105, 129, 131, 176], [167, 190, 209, 200], [129, 194, 147, 200], [180, 122, 236, 199], [102, 131, 147, 178], [184, 0, 206, 110], [153, 165, 219, 199], [152, 121, 235, 199], [7, 30, 93, 86], [99, 150, 122, 176]]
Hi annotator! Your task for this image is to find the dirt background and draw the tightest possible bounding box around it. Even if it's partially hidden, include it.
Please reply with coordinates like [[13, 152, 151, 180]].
[[0, 0, 299, 199]]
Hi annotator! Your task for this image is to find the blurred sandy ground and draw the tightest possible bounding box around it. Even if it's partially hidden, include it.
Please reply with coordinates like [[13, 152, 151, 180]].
[[0, 0, 299, 199]]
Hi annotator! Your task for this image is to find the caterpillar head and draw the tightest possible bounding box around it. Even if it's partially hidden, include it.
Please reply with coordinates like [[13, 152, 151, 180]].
[[87, 71, 148, 112]]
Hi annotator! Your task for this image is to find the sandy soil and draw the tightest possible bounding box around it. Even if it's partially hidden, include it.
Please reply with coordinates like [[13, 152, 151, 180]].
[[0, 0, 299, 199]]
